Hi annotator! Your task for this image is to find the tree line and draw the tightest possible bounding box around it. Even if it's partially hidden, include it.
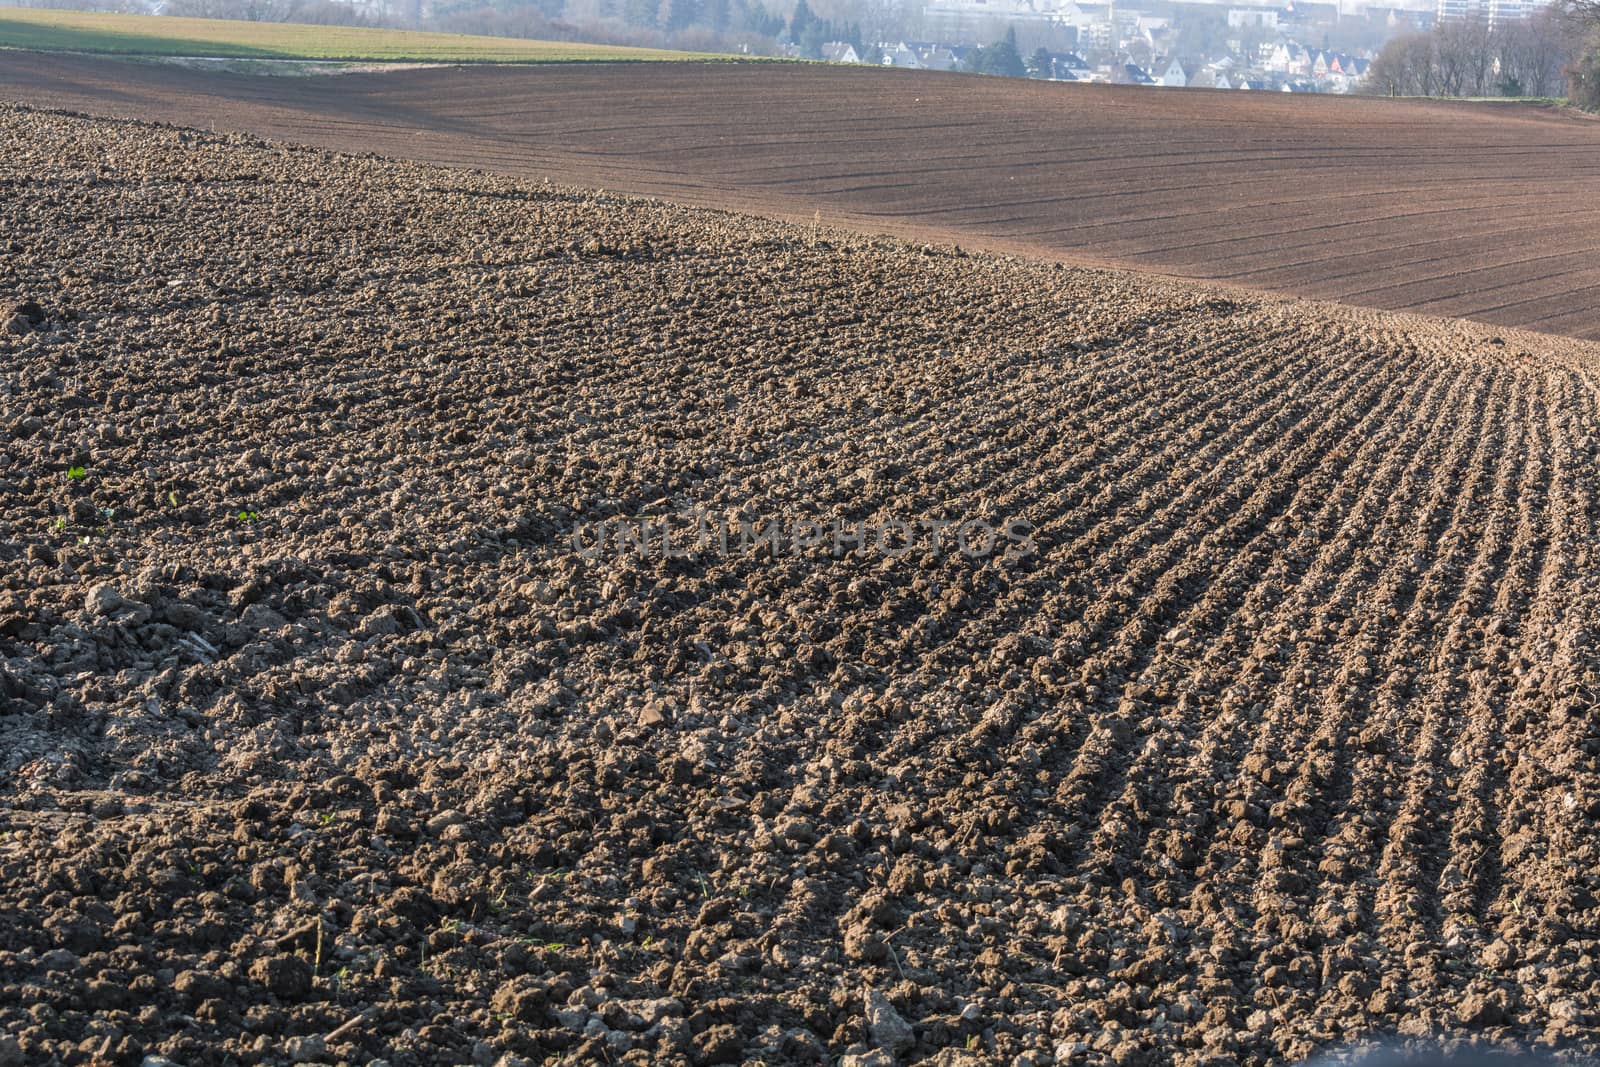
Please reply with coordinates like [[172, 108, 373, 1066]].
[[963, 27, 1026, 76], [1572, 0, 1600, 103], [1364, 4, 1596, 104]]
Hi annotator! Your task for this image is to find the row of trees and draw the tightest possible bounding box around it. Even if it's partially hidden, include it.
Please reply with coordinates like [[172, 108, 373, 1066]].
[[30, 0, 1600, 106], [1575, 44, 1600, 105], [784, 0, 862, 58], [1571, 0, 1600, 104], [1365, 10, 1576, 97], [962, 27, 1026, 76], [1364, 4, 1600, 105]]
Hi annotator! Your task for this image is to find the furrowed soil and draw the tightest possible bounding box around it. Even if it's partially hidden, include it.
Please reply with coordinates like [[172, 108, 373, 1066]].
[[5, 55, 1600, 340], [4, 105, 1600, 1067]]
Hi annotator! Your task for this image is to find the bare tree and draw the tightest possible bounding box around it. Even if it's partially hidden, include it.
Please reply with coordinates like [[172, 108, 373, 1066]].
[[1497, 8, 1578, 95], [1367, 33, 1421, 95], [1367, 9, 1585, 99], [1367, 31, 1445, 95], [1432, 16, 1484, 94], [1571, 0, 1600, 23], [1573, 42, 1600, 106]]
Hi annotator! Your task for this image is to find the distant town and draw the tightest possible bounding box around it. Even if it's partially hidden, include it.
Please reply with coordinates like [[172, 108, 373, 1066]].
[[806, 15, 1391, 94], [775, 0, 1567, 93], [12, 0, 1577, 100]]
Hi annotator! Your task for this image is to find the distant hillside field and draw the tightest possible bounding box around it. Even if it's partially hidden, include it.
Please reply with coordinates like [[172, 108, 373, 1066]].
[[0, 7, 720, 63], [3, 53, 1600, 337]]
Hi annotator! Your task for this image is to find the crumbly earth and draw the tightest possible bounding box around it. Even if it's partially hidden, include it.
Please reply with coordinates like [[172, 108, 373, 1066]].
[[2, 104, 1600, 1067]]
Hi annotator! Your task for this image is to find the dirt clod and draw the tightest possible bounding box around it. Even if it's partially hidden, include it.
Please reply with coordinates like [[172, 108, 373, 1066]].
[[248, 954, 313, 998], [864, 989, 915, 1053]]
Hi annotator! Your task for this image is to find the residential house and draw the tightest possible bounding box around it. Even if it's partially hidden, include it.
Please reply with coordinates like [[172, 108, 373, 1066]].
[[1052, 50, 1091, 75], [1265, 41, 1312, 75], [1157, 57, 1187, 86], [822, 42, 861, 63], [1323, 54, 1371, 92], [916, 44, 962, 70], [1196, 60, 1237, 88], [880, 41, 924, 68]]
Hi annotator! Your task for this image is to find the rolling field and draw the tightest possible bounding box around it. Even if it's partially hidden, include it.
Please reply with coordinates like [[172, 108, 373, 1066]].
[[0, 7, 720, 63], [4, 56, 1600, 337], [4, 104, 1600, 1066]]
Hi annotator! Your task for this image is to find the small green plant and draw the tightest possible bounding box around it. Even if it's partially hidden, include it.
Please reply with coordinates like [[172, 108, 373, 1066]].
[[168, 490, 180, 507], [66, 466, 86, 481], [237, 509, 261, 522]]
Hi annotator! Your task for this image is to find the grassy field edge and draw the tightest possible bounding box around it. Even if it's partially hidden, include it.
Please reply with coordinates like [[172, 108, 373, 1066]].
[[0, 7, 745, 63]]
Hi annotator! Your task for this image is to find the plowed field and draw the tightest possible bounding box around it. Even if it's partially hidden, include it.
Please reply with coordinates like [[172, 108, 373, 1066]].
[[3, 105, 1600, 1067], [5, 54, 1600, 338]]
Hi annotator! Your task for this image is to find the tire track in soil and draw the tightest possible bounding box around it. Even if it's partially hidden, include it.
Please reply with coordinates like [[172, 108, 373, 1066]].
[[1488, 368, 1600, 1037], [1251, 356, 1492, 970], [869, 322, 1319, 741], [1147, 340, 1472, 1054], [1367, 367, 1521, 985], [1440, 377, 1555, 934], [952, 327, 1354, 800], [1086, 348, 1462, 959], [934, 319, 1408, 959], [1295, 359, 1516, 1009], [1151, 339, 1466, 881], [1043, 348, 1408, 825]]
